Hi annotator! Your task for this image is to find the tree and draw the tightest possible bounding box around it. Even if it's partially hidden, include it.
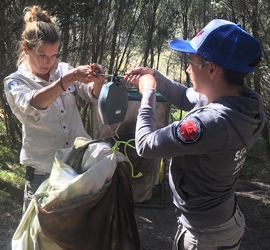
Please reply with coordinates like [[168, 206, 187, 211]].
[[1, 0, 270, 158]]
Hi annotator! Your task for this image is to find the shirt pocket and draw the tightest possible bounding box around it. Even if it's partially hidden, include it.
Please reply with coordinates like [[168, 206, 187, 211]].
[[61, 84, 76, 107]]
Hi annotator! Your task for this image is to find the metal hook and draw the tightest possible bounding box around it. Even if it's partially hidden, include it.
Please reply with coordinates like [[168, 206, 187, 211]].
[[108, 123, 121, 142]]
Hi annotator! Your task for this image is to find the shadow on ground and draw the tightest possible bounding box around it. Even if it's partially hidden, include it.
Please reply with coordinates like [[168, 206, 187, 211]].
[[135, 178, 270, 250]]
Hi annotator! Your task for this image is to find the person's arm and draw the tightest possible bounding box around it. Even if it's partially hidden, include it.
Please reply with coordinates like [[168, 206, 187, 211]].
[[154, 70, 200, 110], [125, 67, 200, 111], [4, 78, 48, 121], [30, 64, 105, 109], [132, 73, 226, 159], [88, 63, 105, 98]]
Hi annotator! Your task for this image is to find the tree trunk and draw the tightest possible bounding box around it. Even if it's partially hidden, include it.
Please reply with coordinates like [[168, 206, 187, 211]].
[[98, 1, 112, 64], [108, 1, 123, 73], [60, 3, 70, 62], [181, 0, 191, 87], [142, 1, 159, 67], [250, 0, 261, 93], [80, 14, 89, 65], [116, 2, 146, 72]]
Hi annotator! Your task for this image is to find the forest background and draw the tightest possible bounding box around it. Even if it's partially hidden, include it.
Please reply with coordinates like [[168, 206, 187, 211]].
[[0, 0, 269, 249]]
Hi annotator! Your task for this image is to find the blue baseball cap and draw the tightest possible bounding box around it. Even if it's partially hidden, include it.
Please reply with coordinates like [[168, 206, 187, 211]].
[[170, 19, 262, 73]]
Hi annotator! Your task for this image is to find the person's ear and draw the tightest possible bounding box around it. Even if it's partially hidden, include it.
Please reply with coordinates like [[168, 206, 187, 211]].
[[22, 42, 29, 55], [209, 63, 218, 79]]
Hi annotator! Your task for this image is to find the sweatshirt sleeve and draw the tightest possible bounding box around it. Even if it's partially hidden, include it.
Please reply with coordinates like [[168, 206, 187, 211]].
[[135, 89, 226, 159], [154, 70, 202, 111]]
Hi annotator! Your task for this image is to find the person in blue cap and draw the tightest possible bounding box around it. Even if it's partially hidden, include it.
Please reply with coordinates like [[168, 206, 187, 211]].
[[124, 19, 264, 250]]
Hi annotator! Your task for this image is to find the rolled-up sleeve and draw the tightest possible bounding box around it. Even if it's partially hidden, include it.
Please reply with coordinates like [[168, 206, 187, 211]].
[[4, 80, 49, 122]]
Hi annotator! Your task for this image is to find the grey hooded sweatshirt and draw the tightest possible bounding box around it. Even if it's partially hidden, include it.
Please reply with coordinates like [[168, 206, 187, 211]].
[[135, 70, 265, 229]]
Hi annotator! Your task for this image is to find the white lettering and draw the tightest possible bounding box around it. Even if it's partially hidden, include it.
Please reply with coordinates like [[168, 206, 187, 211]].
[[233, 157, 246, 175], [234, 147, 247, 161]]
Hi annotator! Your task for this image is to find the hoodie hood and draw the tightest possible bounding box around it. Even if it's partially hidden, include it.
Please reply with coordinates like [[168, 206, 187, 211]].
[[211, 85, 265, 150]]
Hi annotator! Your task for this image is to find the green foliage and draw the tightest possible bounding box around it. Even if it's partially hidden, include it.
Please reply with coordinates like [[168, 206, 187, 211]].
[[171, 108, 188, 122], [0, 110, 21, 167], [0, 163, 24, 226], [0, 165, 25, 186], [0, 133, 21, 170], [0, 143, 20, 163]]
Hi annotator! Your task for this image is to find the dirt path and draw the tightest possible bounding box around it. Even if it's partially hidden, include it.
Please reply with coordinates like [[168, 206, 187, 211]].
[[135, 179, 270, 250]]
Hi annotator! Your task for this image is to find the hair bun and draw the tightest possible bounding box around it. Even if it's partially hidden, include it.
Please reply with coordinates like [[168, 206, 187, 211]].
[[24, 5, 54, 24]]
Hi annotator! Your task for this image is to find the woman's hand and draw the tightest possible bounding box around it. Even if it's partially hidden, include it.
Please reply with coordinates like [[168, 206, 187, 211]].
[[124, 67, 156, 94], [63, 63, 105, 98], [124, 67, 154, 85], [64, 64, 105, 84], [87, 63, 105, 98], [86, 63, 105, 84]]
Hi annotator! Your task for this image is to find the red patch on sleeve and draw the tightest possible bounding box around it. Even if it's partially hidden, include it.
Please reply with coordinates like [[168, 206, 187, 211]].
[[176, 117, 202, 143]]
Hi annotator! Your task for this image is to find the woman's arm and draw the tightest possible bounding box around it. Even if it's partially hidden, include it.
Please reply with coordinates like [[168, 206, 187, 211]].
[[125, 67, 200, 111], [30, 64, 105, 109]]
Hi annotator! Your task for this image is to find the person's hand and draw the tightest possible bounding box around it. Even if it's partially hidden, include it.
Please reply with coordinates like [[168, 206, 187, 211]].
[[64, 65, 92, 84], [74, 63, 106, 98], [87, 63, 106, 98], [66, 63, 105, 84], [138, 74, 157, 95], [63, 63, 105, 98], [86, 63, 105, 84], [124, 67, 154, 85]]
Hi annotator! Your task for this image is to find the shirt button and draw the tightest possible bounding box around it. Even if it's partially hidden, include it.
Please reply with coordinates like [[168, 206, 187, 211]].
[[68, 88, 71, 91], [61, 110, 64, 113], [50, 80, 53, 82], [66, 142, 69, 145], [63, 126, 66, 129]]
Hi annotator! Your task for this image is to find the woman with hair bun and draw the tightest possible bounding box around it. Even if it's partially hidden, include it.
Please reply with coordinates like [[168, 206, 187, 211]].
[[4, 5, 105, 212]]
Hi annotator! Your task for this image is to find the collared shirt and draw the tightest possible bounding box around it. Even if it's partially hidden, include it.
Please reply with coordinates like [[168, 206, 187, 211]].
[[4, 60, 97, 173]]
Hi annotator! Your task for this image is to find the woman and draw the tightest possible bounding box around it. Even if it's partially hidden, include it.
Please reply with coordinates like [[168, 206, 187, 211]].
[[125, 19, 265, 250], [4, 6, 105, 212]]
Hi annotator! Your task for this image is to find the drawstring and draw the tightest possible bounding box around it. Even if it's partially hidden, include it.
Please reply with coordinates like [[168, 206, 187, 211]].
[[111, 139, 142, 178]]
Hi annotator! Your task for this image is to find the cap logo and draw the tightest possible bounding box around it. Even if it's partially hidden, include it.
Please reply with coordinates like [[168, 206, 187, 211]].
[[175, 117, 202, 143], [191, 19, 235, 51], [195, 30, 204, 38]]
